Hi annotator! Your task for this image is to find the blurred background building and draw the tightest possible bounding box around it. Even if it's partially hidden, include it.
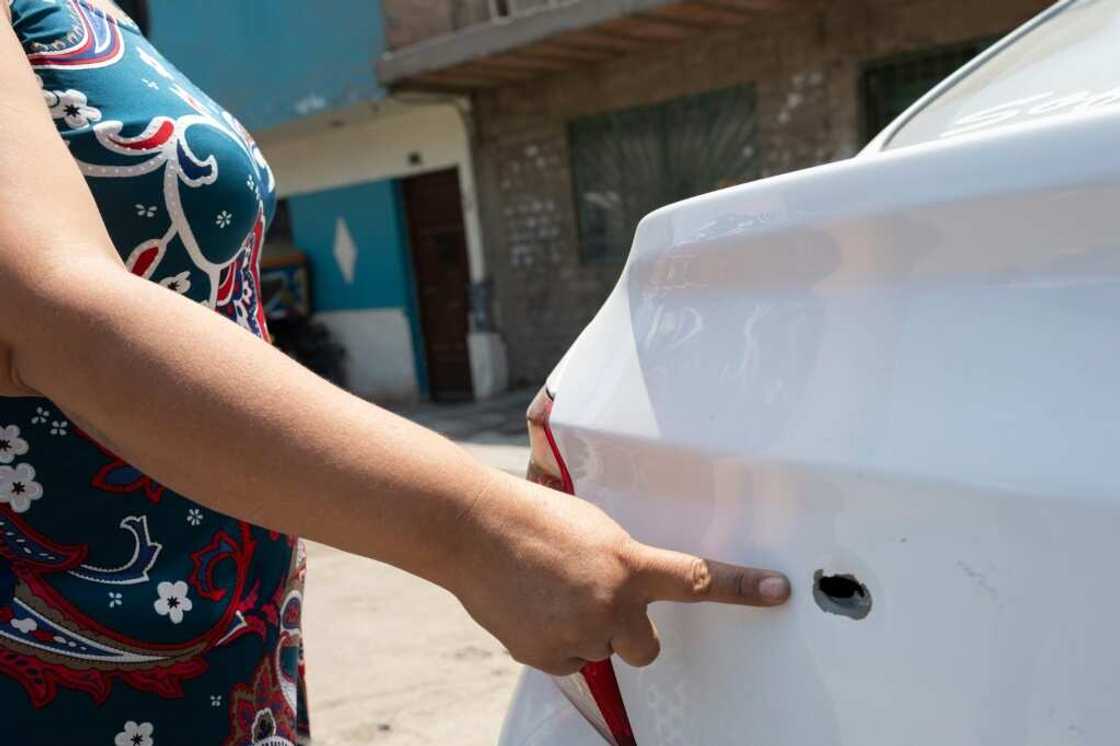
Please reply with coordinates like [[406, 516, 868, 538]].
[[147, 0, 507, 403], [141, 0, 1050, 400], [379, 0, 1049, 387]]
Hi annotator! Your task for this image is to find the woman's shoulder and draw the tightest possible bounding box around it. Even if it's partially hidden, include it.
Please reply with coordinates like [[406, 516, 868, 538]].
[[8, 0, 62, 17], [7, 0, 72, 45], [8, 1, 140, 37]]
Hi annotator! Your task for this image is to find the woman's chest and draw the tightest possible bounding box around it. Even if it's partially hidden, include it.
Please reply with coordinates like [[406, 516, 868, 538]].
[[12, 0, 276, 332]]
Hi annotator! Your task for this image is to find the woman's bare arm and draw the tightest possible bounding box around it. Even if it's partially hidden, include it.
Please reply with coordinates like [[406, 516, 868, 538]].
[[0, 20, 788, 674]]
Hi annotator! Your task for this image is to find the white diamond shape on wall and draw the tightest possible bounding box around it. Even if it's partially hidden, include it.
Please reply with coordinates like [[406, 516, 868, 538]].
[[333, 216, 358, 284]]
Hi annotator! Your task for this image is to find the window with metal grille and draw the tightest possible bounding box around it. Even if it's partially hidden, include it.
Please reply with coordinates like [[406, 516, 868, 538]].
[[861, 38, 999, 144], [570, 84, 759, 264]]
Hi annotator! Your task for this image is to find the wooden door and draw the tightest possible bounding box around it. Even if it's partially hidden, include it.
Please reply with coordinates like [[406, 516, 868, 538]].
[[402, 169, 474, 401]]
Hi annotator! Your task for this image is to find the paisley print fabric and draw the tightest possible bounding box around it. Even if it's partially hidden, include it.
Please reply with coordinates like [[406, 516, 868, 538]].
[[3, 2, 310, 743]]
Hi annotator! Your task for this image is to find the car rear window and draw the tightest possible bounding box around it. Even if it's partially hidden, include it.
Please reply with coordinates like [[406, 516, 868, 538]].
[[885, 0, 1120, 149]]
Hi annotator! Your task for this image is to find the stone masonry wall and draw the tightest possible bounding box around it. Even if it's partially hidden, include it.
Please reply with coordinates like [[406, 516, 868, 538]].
[[471, 0, 1052, 386], [383, 0, 492, 50]]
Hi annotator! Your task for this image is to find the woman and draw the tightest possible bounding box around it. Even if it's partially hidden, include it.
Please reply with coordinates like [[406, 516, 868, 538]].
[[0, 1, 790, 743]]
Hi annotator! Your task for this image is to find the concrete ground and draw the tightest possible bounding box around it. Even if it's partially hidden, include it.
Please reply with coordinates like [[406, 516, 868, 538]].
[[302, 389, 536, 746]]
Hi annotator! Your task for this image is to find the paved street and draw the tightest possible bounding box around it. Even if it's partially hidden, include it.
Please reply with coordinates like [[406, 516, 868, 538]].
[[302, 390, 536, 746]]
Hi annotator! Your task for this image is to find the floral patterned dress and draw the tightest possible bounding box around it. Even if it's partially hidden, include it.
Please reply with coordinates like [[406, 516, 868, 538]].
[[2, 2, 310, 744]]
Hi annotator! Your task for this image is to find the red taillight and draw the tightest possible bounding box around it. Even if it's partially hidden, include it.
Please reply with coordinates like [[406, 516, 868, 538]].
[[526, 387, 638, 746], [558, 659, 636, 746]]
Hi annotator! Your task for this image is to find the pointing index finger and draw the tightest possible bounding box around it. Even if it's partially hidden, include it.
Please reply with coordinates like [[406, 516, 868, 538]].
[[638, 546, 791, 607]]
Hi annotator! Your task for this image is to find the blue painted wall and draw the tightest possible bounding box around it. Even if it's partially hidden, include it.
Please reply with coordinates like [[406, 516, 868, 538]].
[[148, 0, 386, 132], [287, 181, 427, 392], [288, 181, 409, 312]]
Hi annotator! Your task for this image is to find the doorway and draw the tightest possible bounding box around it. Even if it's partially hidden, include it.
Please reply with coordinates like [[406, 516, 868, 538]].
[[402, 169, 475, 402]]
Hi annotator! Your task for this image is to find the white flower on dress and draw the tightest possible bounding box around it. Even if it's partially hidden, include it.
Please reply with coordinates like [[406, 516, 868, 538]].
[[48, 89, 102, 130], [245, 175, 256, 192], [108, 592, 123, 608], [30, 406, 50, 425], [0, 425, 29, 465], [215, 210, 232, 229], [186, 508, 204, 526], [210, 694, 222, 708], [135, 204, 157, 218], [11, 617, 37, 634], [153, 581, 192, 624], [0, 463, 43, 514], [138, 46, 173, 80], [141, 78, 160, 91], [114, 721, 155, 746], [159, 272, 192, 295], [50, 419, 69, 437]]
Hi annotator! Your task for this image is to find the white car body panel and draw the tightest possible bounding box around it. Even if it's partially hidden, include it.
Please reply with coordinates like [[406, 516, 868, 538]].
[[502, 8, 1120, 745], [861, 0, 1073, 154]]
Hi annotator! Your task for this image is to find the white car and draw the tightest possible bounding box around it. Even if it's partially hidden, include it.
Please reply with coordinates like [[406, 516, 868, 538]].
[[499, 1, 1120, 744]]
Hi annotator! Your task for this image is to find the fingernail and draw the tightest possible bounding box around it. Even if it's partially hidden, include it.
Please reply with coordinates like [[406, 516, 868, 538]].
[[759, 575, 791, 603]]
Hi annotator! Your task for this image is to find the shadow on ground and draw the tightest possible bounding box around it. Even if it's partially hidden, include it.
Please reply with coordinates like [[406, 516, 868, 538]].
[[391, 388, 535, 444]]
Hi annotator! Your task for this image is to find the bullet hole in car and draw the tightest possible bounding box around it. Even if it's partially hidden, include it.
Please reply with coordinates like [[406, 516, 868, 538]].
[[813, 570, 872, 620]]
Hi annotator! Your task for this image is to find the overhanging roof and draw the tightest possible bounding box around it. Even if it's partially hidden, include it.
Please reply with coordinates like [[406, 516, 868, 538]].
[[378, 0, 783, 92]]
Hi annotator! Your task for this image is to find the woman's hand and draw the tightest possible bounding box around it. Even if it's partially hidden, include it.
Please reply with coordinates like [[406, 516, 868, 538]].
[[447, 470, 791, 676]]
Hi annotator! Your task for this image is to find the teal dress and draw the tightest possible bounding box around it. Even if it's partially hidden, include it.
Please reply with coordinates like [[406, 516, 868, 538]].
[[2, 2, 310, 743]]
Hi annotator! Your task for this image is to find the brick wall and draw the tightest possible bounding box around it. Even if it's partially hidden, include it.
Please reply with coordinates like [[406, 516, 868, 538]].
[[383, 0, 493, 50], [472, 0, 1051, 386]]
